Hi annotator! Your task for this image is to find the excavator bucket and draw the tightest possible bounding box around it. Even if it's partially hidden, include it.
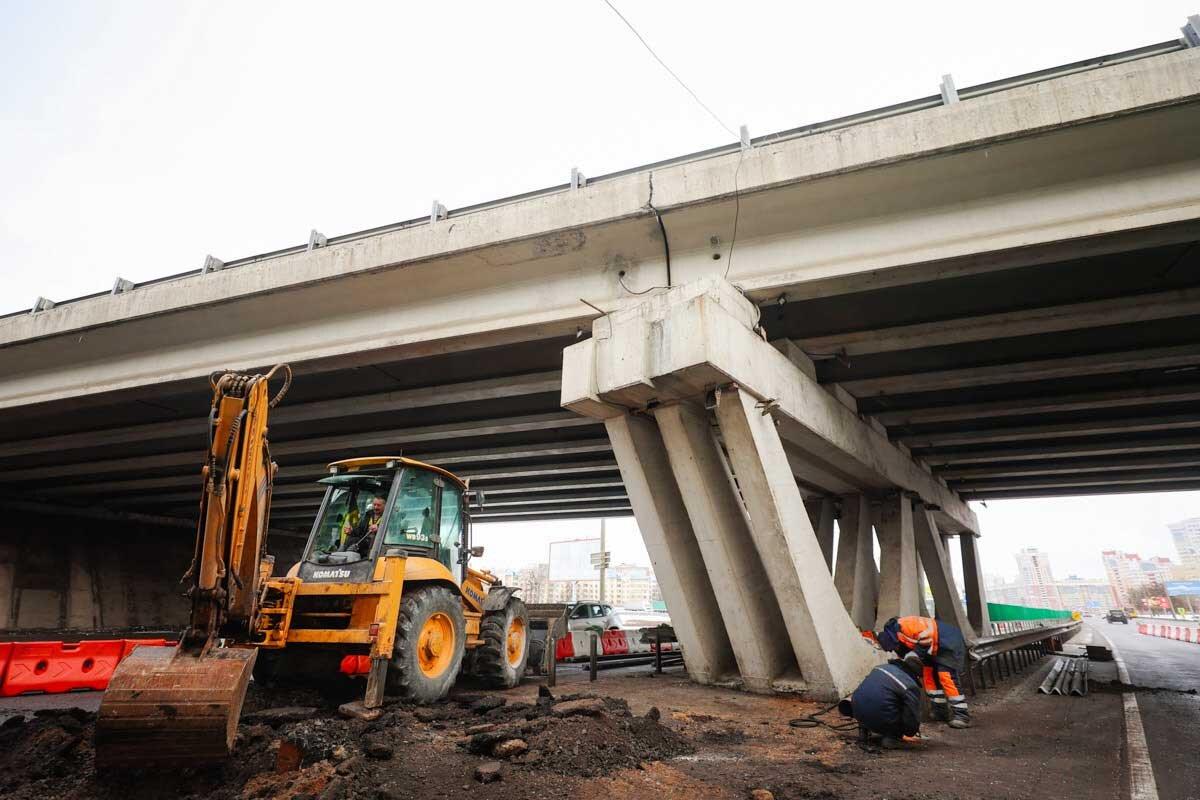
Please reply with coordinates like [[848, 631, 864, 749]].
[[95, 645, 257, 769]]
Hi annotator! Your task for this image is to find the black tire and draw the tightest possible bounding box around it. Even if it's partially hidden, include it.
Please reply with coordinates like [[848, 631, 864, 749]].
[[473, 598, 530, 688], [387, 585, 466, 703]]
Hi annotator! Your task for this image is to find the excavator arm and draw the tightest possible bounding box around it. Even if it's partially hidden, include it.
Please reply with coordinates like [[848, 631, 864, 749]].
[[95, 365, 291, 768]]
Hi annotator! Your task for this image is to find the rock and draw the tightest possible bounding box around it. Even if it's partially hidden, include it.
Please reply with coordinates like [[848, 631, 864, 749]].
[[414, 707, 442, 723], [335, 757, 364, 776], [645, 706, 661, 722], [474, 761, 504, 783], [471, 696, 506, 714], [491, 738, 528, 759], [551, 698, 606, 718], [465, 723, 496, 735], [363, 735, 394, 760], [276, 739, 304, 773], [338, 701, 382, 721], [244, 706, 320, 727], [749, 790, 774, 800]]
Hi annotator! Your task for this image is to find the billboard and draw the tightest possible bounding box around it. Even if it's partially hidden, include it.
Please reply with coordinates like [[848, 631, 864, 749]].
[[1165, 580, 1200, 596], [548, 538, 601, 582]]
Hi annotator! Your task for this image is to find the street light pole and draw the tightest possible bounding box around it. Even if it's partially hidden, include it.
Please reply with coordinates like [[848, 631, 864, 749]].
[[599, 517, 607, 604]]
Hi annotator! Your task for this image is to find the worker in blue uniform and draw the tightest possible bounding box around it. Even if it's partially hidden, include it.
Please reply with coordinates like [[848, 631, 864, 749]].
[[839, 650, 924, 748]]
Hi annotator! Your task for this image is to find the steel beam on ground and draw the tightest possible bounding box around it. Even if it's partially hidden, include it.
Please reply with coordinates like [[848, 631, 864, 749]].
[[838, 344, 1200, 397], [871, 383, 1200, 426], [794, 286, 1200, 358], [0, 371, 563, 459]]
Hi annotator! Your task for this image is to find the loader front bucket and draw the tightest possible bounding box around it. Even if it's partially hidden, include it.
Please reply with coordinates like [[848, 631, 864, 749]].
[[95, 644, 257, 768]]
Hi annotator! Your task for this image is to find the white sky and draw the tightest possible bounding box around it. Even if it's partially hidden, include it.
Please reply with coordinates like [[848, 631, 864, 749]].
[[3, 2, 1198, 580]]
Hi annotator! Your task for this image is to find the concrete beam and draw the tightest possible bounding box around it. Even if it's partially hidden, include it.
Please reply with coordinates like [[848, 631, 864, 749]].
[[913, 503, 975, 640], [562, 279, 978, 533], [899, 412, 1200, 448], [872, 383, 1200, 426], [938, 451, 1200, 480], [840, 344, 1200, 397], [796, 286, 1200, 357], [961, 479, 1200, 500], [833, 494, 879, 630], [955, 466, 1200, 494], [959, 533, 991, 633], [603, 413, 737, 685], [873, 494, 921, 628], [715, 387, 880, 698], [0, 371, 563, 459], [920, 434, 1200, 465], [653, 402, 796, 692]]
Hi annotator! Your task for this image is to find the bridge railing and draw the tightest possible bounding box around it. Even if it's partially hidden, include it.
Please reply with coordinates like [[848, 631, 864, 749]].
[[965, 605, 1081, 695]]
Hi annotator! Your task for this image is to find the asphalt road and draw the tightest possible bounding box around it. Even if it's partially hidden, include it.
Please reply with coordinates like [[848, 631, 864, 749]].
[[1099, 620, 1200, 800]]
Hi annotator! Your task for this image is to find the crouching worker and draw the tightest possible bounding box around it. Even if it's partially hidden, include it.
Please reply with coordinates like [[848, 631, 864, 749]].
[[839, 651, 924, 749], [877, 616, 970, 729]]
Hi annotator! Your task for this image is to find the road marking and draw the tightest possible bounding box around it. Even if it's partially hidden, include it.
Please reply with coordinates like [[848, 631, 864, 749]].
[[1098, 628, 1159, 800]]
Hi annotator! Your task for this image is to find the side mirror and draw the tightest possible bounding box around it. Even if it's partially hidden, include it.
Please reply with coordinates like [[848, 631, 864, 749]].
[[473, 490, 486, 510], [469, 545, 485, 558]]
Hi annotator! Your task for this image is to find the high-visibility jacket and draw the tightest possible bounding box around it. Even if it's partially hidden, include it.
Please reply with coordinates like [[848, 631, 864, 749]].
[[895, 616, 939, 656]]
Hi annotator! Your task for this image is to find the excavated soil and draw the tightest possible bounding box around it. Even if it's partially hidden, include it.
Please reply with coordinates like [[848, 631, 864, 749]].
[[0, 652, 1129, 800]]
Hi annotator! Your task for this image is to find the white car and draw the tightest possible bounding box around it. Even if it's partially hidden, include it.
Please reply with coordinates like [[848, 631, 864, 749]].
[[566, 602, 626, 631]]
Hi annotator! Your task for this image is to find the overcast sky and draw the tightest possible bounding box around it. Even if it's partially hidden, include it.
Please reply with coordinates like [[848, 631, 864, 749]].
[[3, 1, 1197, 581]]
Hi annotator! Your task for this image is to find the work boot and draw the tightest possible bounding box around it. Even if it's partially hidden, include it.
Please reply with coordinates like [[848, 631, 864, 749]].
[[879, 735, 903, 749], [949, 700, 971, 729], [929, 698, 950, 723]]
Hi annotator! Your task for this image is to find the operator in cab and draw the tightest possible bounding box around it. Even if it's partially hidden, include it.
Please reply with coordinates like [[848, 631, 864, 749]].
[[340, 494, 385, 556]]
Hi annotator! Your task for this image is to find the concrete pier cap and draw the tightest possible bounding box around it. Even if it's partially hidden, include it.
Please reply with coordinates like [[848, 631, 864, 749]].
[[562, 277, 897, 699]]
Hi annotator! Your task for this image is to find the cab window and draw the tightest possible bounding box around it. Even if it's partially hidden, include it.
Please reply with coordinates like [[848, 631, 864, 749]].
[[384, 468, 437, 549], [570, 605, 590, 619], [438, 483, 463, 572]]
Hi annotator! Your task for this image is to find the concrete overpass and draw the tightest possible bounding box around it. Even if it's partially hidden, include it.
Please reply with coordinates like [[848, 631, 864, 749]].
[[1, 36, 1198, 692]]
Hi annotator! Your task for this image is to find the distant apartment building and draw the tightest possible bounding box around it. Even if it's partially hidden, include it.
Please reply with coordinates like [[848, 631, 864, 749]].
[[1168, 517, 1200, 569], [1055, 575, 1118, 611], [984, 573, 1024, 605], [542, 563, 660, 609], [1102, 551, 1175, 608], [1015, 548, 1062, 609], [499, 563, 550, 604]]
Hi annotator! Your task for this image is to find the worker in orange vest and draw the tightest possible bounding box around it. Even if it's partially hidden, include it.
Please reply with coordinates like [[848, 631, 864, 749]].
[[876, 616, 970, 729]]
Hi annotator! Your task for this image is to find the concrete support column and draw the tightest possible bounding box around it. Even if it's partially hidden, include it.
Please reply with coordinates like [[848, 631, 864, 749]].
[[714, 387, 880, 700], [916, 553, 931, 618], [874, 494, 920, 628], [805, 498, 836, 572], [959, 532, 992, 634], [0, 541, 15, 629], [67, 542, 99, 629], [833, 494, 878, 630], [603, 413, 736, 684], [653, 402, 794, 691], [913, 504, 974, 639]]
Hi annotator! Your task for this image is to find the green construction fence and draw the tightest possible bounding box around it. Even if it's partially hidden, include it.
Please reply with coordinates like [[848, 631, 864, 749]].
[[986, 602, 1074, 622]]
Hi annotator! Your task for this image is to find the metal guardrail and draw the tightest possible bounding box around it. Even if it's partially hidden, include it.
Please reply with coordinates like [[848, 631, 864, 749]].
[[965, 620, 1081, 695]]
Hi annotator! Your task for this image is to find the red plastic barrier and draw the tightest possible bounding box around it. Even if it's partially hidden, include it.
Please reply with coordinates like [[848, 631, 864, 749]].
[[0, 637, 177, 697], [0, 642, 12, 687], [339, 654, 371, 676], [601, 630, 630, 656], [555, 635, 575, 661]]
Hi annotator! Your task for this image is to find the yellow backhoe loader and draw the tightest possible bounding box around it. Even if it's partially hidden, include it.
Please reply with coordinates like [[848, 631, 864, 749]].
[[95, 366, 529, 767]]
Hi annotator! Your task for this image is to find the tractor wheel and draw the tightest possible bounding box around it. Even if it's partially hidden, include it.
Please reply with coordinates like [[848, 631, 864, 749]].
[[387, 585, 465, 703], [474, 597, 529, 688]]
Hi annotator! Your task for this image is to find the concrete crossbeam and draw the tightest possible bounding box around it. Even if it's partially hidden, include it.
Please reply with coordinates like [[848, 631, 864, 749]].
[[840, 343, 1200, 397], [833, 494, 879, 631], [913, 503, 975, 640], [654, 402, 796, 692], [715, 387, 880, 699], [795, 286, 1200, 357], [561, 278, 977, 533], [920, 434, 1200, 465], [873, 494, 921, 629], [955, 466, 1200, 494], [938, 452, 1200, 480], [603, 413, 736, 686]]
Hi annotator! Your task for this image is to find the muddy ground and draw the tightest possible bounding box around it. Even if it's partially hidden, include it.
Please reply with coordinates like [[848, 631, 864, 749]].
[[0, 649, 1126, 800]]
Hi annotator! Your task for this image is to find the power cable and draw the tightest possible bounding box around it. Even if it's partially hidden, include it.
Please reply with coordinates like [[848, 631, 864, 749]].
[[599, 0, 740, 141]]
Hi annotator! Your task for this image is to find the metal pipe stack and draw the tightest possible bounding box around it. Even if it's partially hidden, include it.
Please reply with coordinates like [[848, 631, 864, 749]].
[[1036, 657, 1089, 696]]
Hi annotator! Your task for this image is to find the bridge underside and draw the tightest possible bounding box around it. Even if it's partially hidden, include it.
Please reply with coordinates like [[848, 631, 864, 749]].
[[1, 219, 1197, 536]]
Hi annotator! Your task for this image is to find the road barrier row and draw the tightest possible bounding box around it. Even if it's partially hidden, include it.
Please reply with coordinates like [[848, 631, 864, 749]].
[[0, 638, 172, 696], [1137, 623, 1200, 643], [553, 629, 679, 662]]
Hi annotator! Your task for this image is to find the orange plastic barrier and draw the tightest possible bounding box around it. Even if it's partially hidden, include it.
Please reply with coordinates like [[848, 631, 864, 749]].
[[339, 654, 371, 676], [601, 630, 630, 656], [0, 642, 12, 687], [0, 638, 175, 697]]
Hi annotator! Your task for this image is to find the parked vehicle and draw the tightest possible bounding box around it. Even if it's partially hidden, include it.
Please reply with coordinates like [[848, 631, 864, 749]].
[[566, 602, 626, 631], [1106, 609, 1129, 624]]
